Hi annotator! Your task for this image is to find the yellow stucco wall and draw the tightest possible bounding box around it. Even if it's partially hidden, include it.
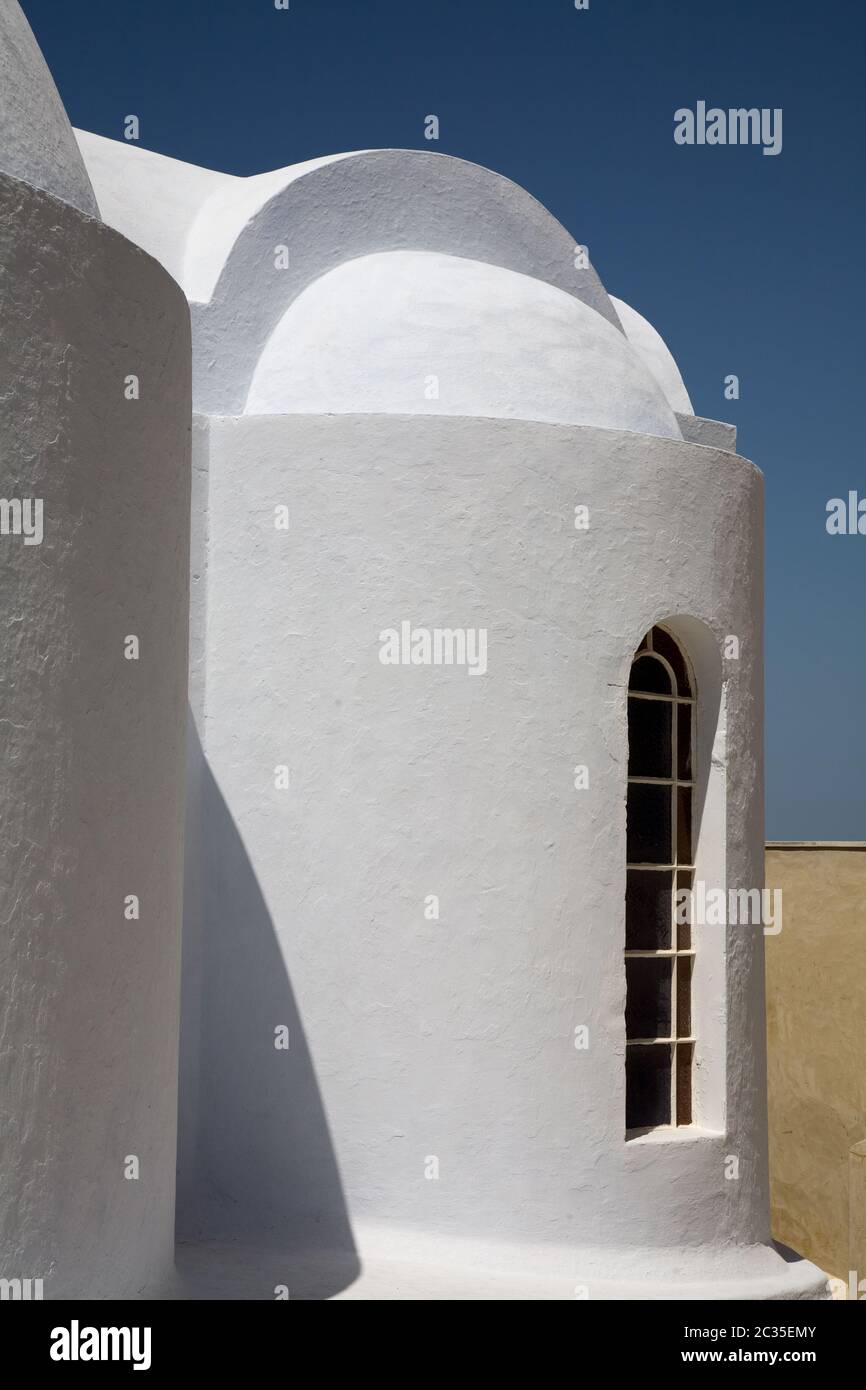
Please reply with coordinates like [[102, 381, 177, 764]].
[[765, 844, 866, 1283]]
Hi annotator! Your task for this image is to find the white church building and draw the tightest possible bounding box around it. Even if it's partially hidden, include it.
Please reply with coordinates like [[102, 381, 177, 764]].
[[0, 2, 828, 1299]]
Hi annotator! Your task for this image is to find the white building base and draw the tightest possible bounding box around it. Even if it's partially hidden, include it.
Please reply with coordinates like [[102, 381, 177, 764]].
[[174, 1230, 829, 1301]]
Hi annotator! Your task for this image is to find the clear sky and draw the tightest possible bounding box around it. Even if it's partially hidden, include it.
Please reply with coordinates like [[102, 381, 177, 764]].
[[22, 0, 865, 839]]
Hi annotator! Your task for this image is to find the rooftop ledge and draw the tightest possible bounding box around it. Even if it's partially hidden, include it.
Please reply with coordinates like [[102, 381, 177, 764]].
[[766, 841, 866, 850]]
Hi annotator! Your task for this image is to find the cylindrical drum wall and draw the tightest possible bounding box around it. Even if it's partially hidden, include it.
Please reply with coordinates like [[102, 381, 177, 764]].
[[0, 173, 191, 1298], [187, 411, 819, 1295]]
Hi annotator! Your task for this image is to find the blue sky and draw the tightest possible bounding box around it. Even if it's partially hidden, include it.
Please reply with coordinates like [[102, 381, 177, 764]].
[[22, 0, 865, 838]]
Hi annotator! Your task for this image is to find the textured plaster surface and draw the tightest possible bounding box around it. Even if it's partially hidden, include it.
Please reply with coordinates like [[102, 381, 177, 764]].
[[177, 412, 825, 1297], [765, 846, 866, 1281], [246, 251, 681, 437], [0, 4, 98, 218], [0, 172, 191, 1297]]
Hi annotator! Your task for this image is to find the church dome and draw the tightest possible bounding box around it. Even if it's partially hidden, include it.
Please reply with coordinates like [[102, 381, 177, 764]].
[[609, 295, 693, 416], [245, 249, 682, 438], [0, 1, 98, 217]]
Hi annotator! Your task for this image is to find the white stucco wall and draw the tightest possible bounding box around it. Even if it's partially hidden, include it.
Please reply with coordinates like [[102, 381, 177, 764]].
[[0, 171, 191, 1298], [177, 413, 825, 1298]]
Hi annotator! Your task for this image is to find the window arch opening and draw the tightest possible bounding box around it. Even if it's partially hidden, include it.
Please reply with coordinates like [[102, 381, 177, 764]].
[[625, 624, 696, 1135]]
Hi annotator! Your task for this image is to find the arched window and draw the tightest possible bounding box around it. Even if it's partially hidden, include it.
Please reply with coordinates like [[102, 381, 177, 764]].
[[625, 625, 695, 1135]]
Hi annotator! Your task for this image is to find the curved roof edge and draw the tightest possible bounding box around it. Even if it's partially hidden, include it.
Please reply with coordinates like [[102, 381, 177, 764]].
[[190, 148, 618, 319]]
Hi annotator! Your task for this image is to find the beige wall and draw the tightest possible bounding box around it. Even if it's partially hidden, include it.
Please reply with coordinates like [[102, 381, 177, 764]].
[[765, 844, 866, 1283]]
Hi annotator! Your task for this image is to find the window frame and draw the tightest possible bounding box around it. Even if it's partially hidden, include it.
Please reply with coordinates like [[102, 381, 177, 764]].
[[625, 625, 696, 1138]]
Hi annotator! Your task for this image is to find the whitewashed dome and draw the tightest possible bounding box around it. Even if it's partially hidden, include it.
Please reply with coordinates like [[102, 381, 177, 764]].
[[245, 249, 682, 438], [610, 295, 693, 415], [0, 2, 98, 217], [71, 136, 697, 430]]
